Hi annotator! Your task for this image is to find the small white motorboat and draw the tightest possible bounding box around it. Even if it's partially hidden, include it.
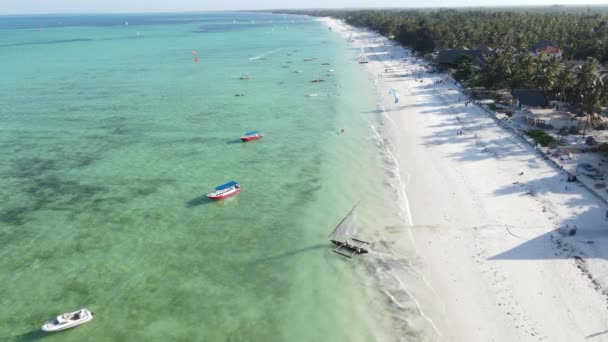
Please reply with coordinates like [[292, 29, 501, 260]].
[[41, 308, 94, 332]]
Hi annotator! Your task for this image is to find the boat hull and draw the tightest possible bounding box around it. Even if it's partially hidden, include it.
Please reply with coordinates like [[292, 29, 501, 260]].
[[42, 309, 93, 332], [330, 240, 369, 254], [207, 187, 241, 200], [240, 134, 262, 142]]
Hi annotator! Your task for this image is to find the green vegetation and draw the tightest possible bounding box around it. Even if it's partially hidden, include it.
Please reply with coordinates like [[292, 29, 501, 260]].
[[598, 143, 608, 152], [453, 55, 474, 82], [276, 7, 608, 129], [526, 129, 558, 146], [279, 8, 608, 62]]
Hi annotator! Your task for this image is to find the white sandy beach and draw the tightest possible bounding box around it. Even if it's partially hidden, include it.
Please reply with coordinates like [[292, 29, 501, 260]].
[[323, 17, 608, 342]]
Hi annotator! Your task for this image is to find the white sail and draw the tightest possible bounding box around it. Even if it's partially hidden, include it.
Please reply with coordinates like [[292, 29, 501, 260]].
[[328, 204, 358, 243], [358, 53, 369, 63]]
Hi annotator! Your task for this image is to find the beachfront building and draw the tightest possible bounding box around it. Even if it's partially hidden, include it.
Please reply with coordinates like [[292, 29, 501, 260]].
[[523, 108, 580, 130], [435, 48, 494, 69], [530, 39, 563, 59], [513, 88, 549, 108]]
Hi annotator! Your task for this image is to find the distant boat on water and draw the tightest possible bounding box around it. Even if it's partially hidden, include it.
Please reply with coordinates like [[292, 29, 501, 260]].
[[328, 203, 369, 258], [347, 34, 355, 43], [241, 131, 263, 142], [125, 21, 129, 26], [358, 52, 369, 64], [207, 181, 241, 200], [42, 308, 94, 332]]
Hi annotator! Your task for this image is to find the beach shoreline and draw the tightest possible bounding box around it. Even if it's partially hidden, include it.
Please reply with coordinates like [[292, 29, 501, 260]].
[[322, 17, 608, 342]]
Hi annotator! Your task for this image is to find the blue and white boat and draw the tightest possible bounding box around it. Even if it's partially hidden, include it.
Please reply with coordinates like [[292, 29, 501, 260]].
[[207, 181, 241, 200]]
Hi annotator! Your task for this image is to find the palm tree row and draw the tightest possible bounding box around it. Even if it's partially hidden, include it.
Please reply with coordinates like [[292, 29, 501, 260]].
[[277, 8, 608, 114], [278, 8, 608, 62]]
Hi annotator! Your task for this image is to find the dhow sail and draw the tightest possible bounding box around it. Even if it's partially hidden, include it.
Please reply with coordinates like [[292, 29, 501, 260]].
[[328, 203, 369, 257], [328, 204, 358, 244]]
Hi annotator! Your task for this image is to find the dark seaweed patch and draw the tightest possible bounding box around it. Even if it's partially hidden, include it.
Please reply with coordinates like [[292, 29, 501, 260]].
[[130, 186, 157, 197], [0, 206, 30, 226], [99, 115, 128, 124], [0, 176, 107, 226], [25, 175, 107, 205], [12, 158, 58, 178], [110, 127, 132, 135], [128, 178, 175, 197], [71, 154, 96, 168]]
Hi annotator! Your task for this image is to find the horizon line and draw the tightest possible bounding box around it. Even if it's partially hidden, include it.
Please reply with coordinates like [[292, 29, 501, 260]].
[[1, 4, 607, 16]]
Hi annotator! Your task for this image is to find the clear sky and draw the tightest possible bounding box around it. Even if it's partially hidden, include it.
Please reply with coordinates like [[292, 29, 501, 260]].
[[1, 0, 607, 15]]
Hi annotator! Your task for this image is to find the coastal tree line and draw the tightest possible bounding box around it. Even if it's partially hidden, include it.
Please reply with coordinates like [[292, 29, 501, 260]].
[[276, 8, 608, 115], [279, 8, 608, 61]]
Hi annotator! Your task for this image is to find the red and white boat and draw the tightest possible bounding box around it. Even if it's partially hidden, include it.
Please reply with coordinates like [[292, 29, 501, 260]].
[[240, 131, 263, 142], [207, 181, 241, 200]]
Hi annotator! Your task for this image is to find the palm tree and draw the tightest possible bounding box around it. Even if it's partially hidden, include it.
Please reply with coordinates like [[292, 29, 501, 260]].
[[576, 58, 601, 137], [555, 64, 575, 103], [600, 69, 608, 106], [576, 57, 597, 102], [533, 55, 560, 95]]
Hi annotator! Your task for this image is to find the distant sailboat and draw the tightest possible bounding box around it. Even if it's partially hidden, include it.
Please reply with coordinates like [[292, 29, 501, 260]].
[[358, 51, 369, 64], [390, 88, 399, 104], [328, 203, 369, 258], [347, 34, 355, 43], [125, 21, 129, 26]]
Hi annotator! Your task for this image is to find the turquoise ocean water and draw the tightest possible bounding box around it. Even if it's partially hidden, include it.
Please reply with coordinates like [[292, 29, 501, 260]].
[[0, 12, 397, 341]]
